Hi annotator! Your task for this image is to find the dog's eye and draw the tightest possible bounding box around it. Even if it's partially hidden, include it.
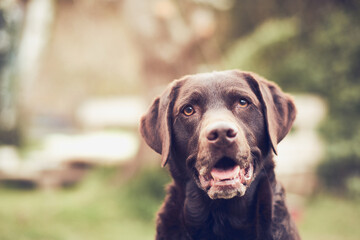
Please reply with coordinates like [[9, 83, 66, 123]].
[[238, 98, 249, 108], [182, 105, 195, 116]]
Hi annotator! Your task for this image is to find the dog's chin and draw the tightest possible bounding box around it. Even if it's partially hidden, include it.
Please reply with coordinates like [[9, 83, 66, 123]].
[[197, 157, 254, 200], [206, 179, 247, 199]]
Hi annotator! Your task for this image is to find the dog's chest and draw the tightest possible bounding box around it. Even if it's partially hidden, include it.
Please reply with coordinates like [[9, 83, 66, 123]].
[[184, 199, 260, 240]]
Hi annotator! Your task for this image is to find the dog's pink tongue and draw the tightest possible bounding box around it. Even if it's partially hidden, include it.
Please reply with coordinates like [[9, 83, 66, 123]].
[[211, 165, 240, 180]]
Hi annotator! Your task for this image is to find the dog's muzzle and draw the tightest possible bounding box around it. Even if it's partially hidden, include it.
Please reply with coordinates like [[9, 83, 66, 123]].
[[195, 120, 253, 199]]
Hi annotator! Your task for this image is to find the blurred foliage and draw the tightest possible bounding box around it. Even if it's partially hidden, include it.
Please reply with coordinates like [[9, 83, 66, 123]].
[[224, 0, 360, 193], [0, 3, 24, 146], [119, 166, 171, 220], [0, 167, 169, 240]]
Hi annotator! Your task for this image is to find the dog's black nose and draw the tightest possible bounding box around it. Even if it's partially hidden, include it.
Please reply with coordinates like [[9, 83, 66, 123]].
[[206, 122, 238, 145]]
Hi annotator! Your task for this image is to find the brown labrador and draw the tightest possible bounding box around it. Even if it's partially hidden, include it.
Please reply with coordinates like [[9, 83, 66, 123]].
[[140, 70, 301, 240]]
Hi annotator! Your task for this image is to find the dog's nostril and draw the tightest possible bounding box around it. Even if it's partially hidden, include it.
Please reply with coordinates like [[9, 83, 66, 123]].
[[207, 130, 218, 141], [227, 128, 238, 138]]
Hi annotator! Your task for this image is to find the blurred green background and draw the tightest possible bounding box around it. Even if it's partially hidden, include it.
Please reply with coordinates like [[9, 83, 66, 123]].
[[0, 0, 359, 239]]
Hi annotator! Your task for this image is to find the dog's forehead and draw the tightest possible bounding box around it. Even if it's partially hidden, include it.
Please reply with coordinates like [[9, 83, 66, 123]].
[[178, 71, 252, 97]]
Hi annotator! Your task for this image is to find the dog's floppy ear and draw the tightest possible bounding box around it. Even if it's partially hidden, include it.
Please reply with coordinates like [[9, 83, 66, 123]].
[[243, 72, 296, 155], [140, 81, 180, 167]]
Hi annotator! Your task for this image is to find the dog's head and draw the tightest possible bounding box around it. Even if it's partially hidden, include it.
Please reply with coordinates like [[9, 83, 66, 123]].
[[140, 70, 296, 199]]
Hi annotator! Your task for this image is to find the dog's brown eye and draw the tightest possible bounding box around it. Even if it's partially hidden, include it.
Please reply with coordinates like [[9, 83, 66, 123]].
[[238, 99, 249, 108], [183, 105, 195, 116]]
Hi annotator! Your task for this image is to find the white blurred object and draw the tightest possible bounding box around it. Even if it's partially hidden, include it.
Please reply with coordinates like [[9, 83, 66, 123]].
[[77, 97, 146, 129], [0, 131, 139, 188], [42, 131, 139, 164], [0, 146, 20, 174], [275, 94, 327, 195]]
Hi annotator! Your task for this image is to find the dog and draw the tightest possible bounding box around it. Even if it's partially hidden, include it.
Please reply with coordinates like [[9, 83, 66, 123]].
[[140, 70, 301, 240]]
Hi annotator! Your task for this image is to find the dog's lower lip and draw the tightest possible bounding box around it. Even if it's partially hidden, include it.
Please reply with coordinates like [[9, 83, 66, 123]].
[[213, 178, 241, 186]]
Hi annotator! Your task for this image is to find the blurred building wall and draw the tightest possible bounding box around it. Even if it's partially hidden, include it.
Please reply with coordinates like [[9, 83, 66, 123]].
[[31, 1, 141, 121]]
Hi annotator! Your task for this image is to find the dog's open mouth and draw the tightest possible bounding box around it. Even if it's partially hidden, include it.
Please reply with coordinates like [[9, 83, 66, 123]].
[[199, 157, 254, 199], [211, 157, 253, 185]]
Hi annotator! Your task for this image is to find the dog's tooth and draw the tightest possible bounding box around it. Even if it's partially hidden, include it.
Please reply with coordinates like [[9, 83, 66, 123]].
[[241, 168, 245, 176], [199, 167, 208, 176], [234, 165, 240, 175], [245, 165, 253, 180]]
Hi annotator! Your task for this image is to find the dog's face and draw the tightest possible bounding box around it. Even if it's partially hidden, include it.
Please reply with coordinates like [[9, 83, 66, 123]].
[[140, 70, 296, 199], [171, 73, 266, 199]]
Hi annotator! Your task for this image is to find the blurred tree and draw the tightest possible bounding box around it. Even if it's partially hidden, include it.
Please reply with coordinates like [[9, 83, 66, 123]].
[[224, 0, 360, 193], [0, 1, 24, 146], [122, 0, 225, 92]]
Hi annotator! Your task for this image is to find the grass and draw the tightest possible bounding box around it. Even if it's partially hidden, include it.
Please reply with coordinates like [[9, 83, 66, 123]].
[[0, 167, 169, 240], [299, 193, 360, 240], [0, 167, 358, 240]]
